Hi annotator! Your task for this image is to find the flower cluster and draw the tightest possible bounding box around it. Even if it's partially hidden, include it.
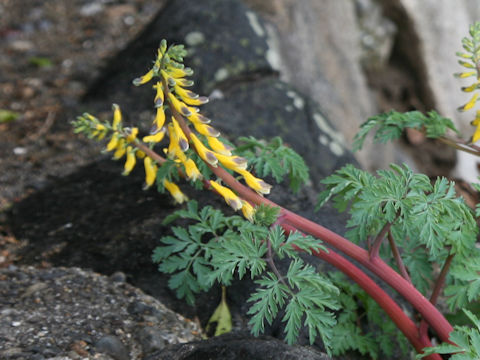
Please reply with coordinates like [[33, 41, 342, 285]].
[[456, 22, 480, 142], [73, 39, 271, 221]]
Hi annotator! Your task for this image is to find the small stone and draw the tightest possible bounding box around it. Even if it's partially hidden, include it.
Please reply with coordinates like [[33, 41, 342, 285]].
[[11, 320, 21, 327], [95, 335, 129, 360], [136, 326, 167, 354], [109, 271, 126, 283], [9, 40, 34, 52], [80, 2, 104, 17], [13, 147, 27, 155]]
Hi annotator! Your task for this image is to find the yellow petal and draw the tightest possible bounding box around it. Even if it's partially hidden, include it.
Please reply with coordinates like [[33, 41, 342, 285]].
[[154, 106, 166, 129], [126, 127, 139, 143], [241, 201, 255, 222], [209, 180, 242, 211], [153, 82, 164, 107], [193, 122, 220, 137], [456, 71, 477, 78], [106, 133, 119, 152], [133, 69, 154, 86], [171, 117, 189, 151], [143, 156, 158, 189], [112, 104, 122, 130], [166, 65, 193, 78], [190, 133, 218, 166], [461, 82, 479, 92], [238, 170, 272, 195], [164, 180, 188, 204], [187, 112, 211, 125], [122, 146, 136, 176], [460, 93, 480, 112], [143, 127, 166, 143], [167, 123, 187, 162], [182, 158, 202, 181], [458, 60, 475, 69], [207, 136, 233, 156], [215, 153, 248, 171], [168, 93, 192, 117], [113, 139, 126, 159]]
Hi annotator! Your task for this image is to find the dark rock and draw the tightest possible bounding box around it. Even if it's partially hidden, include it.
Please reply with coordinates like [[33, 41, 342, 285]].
[[136, 326, 168, 354], [149, 332, 331, 360], [95, 335, 129, 360]]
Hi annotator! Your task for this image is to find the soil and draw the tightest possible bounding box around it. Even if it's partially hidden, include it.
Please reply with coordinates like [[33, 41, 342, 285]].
[[0, 0, 166, 265]]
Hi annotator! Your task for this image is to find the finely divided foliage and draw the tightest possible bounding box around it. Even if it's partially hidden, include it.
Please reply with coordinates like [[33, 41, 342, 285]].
[[153, 201, 339, 353], [317, 163, 480, 307]]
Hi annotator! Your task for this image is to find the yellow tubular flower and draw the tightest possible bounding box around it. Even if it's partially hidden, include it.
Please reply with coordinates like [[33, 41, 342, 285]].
[[122, 146, 136, 176], [207, 136, 233, 156], [238, 169, 272, 195], [167, 123, 187, 161], [171, 117, 189, 151], [190, 133, 218, 166], [143, 127, 166, 143], [153, 82, 164, 107], [154, 106, 166, 129], [174, 84, 209, 106], [176, 78, 194, 87], [209, 180, 243, 211], [164, 180, 189, 204], [462, 82, 479, 92], [113, 139, 126, 159], [215, 153, 248, 172], [471, 111, 480, 143], [460, 92, 480, 111], [241, 200, 255, 222], [112, 104, 122, 130], [136, 150, 146, 159], [457, 71, 477, 78], [133, 69, 154, 86], [93, 124, 107, 139], [168, 93, 192, 116], [182, 158, 202, 181], [193, 122, 220, 137], [188, 112, 211, 124], [106, 133, 120, 152], [143, 156, 158, 189], [166, 66, 193, 78], [126, 127, 139, 143]]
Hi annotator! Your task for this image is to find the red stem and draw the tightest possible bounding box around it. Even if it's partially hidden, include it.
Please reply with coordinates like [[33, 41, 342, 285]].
[[388, 231, 412, 283], [206, 166, 453, 344], [281, 224, 441, 360]]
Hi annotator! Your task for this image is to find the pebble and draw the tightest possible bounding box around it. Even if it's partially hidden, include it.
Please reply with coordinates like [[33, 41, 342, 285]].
[[95, 335, 129, 360], [79, 2, 104, 17], [136, 326, 167, 354]]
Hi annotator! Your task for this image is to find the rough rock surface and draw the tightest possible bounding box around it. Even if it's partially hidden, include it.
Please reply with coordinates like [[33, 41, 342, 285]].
[[0, 266, 201, 360]]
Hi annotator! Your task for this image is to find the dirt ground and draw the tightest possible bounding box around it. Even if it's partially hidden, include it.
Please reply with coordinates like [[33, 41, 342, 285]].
[[0, 0, 168, 265]]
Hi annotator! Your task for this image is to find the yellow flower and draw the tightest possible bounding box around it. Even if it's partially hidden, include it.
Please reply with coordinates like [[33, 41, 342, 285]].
[[241, 201, 255, 222], [187, 112, 211, 125], [143, 156, 158, 189], [471, 111, 480, 143], [153, 106, 166, 129], [164, 179, 189, 203], [209, 180, 242, 211], [112, 104, 122, 130], [122, 146, 136, 176], [126, 127, 139, 143], [174, 84, 209, 106], [182, 158, 202, 181], [113, 138, 126, 159], [153, 82, 164, 107], [458, 60, 475, 69], [207, 136, 233, 156], [168, 93, 192, 116], [92, 124, 107, 139], [166, 65, 193, 79], [462, 82, 479, 92], [171, 117, 189, 151], [143, 127, 166, 143], [133, 69, 154, 86], [215, 153, 248, 171], [167, 123, 187, 162], [460, 92, 480, 112], [106, 133, 120, 152], [238, 169, 272, 195], [193, 122, 220, 137], [456, 71, 477, 78], [190, 133, 218, 166], [176, 78, 194, 87]]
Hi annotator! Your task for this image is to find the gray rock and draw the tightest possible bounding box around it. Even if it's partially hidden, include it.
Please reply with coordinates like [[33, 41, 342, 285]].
[[135, 326, 167, 354], [95, 335, 128, 360]]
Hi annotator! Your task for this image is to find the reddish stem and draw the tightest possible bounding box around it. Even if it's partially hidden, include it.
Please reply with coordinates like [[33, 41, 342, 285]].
[[388, 231, 412, 283], [419, 253, 455, 340], [370, 220, 393, 259], [282, 224, 441, 360]]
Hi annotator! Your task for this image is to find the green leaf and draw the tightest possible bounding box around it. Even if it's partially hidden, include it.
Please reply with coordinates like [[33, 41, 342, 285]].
[[237, 136, 309, 193], [0, 109, 20, 123]]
